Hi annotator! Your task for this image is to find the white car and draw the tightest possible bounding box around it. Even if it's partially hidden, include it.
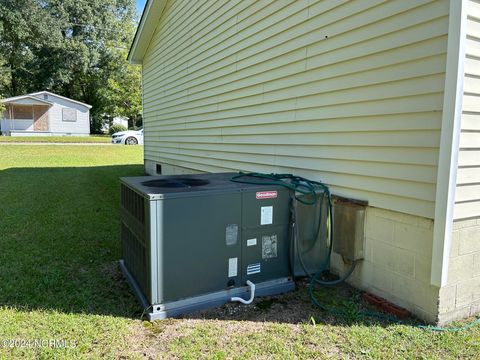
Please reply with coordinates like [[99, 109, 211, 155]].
[[111, 129, 144, 145]]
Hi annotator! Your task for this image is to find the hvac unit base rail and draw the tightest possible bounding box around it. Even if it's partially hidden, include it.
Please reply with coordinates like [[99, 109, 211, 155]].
[[120, 260, 295, 321]]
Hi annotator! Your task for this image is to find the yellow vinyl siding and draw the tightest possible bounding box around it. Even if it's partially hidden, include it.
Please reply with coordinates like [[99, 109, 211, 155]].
[[454, 0, 480, 220], [142, 0, 450, 218]]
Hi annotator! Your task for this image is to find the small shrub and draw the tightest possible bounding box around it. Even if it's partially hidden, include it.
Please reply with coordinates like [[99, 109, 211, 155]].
[[109, 124, 127, 135]]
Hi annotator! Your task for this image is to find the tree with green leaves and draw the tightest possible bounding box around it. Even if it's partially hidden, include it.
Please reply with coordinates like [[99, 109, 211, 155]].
[[0, 55, 9, 115], [0, 0, 142, 133]]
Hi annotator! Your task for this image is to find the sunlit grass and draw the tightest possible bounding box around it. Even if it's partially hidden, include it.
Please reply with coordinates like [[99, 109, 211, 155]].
[[0, 145, 143, 359], [0, 145, 479, 359]]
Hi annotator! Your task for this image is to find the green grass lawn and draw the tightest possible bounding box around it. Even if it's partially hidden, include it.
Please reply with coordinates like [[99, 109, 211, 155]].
[[0, 145, 479, 359], [0, 145, 143, 359], [0, 135, 110, 143]]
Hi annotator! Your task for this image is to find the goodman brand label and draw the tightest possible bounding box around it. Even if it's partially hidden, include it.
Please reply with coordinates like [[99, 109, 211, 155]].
[[256, 191, 278, 200], [228, 257, 238, 278], [246, 263, 261, 275]]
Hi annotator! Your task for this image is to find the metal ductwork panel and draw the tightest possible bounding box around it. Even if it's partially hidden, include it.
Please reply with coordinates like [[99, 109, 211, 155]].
[[332, 198, 366, 262], [291, 192, 330, 277]]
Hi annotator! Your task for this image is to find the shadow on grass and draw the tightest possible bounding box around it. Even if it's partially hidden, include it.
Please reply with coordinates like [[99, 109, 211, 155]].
[[0, 165, 144, 318]]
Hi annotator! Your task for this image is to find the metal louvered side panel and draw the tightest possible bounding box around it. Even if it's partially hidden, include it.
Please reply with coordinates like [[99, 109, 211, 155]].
[[121, 223, 148, 292], [120, 183, 150, 299], [121, 184, 145, 224]]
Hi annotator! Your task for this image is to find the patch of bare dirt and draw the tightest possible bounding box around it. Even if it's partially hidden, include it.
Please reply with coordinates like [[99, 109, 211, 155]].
[[118, 280, 366, 359]]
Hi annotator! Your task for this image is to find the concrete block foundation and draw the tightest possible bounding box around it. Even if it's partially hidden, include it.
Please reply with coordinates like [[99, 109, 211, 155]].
[[438, 219, 480, 325]]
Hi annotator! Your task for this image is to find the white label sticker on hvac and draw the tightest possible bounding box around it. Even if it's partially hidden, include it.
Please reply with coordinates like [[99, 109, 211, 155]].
[[247, 238, 257, 247], [247, 263, 261, 275], [260, 206, 273, 225], [225, 224, 238, 246], [262, 234, 278, 259], [228, 257, 238, 278]]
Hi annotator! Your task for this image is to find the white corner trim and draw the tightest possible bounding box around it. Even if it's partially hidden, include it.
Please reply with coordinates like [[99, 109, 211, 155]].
[[431, 0, 467, 287]]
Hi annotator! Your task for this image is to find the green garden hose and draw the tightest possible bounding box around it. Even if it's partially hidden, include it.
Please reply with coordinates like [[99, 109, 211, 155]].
[[231, 172, 351, 285], [230, 172, 480, 332]]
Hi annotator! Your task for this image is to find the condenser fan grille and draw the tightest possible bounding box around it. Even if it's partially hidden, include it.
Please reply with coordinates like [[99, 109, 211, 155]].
[[141, 177, 210, 188]]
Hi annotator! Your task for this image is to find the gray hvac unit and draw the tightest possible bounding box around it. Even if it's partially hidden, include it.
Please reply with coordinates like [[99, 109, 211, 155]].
[[119, 172, 299, 320]]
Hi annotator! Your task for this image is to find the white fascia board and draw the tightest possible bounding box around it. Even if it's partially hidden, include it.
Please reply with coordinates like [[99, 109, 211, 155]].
[[431, 0, 467, 287], [128, 0, 168, 65]]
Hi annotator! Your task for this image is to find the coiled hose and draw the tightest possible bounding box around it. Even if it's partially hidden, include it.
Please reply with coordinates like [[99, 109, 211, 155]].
[[230, 172, 480, 331], [231, 172, 356, 295]]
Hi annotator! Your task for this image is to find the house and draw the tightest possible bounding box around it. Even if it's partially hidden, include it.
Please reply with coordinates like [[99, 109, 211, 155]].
[[1, 91, 91, 136], [128, 0, 480, 325], [101, 116, 129, 133]]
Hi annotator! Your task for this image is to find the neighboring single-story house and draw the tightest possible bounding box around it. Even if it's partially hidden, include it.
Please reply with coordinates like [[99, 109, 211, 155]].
[[101, 116, 130, 133], [1, 91, 91, 136], [128, 0, 480, 324]]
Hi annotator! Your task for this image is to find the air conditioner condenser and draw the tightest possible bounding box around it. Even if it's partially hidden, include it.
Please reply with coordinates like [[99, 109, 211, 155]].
[[119, 172, 296, 320]]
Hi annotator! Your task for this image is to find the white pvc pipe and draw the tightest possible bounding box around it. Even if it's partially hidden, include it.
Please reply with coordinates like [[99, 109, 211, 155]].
[[230, 280, 255, 305]]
